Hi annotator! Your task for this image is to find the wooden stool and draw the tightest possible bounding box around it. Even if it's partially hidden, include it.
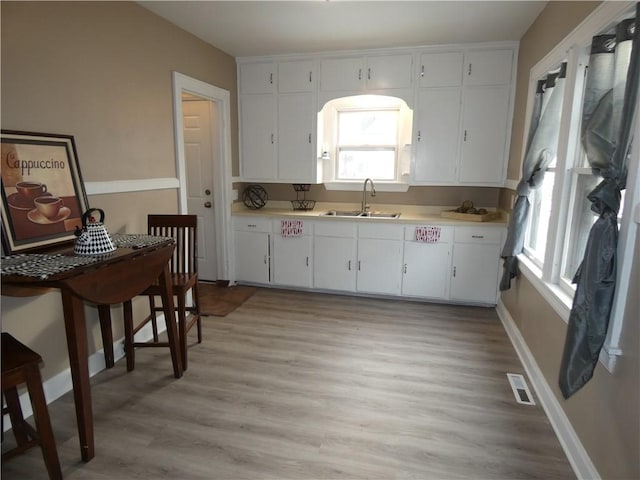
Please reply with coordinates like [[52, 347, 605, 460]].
[[1, 333, 62, 480]]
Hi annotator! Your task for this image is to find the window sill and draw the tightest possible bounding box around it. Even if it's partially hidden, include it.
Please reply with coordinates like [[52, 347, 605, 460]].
[[515, 253, 620, 372], [324, 181, 410, 192]]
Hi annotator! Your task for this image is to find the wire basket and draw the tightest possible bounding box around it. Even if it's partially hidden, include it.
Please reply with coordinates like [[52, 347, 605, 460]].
[[290, 199, 316, 211], [292, 184, 311, 192]]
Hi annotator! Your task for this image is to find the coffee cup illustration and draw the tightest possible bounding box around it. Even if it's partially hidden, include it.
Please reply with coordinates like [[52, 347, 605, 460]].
[[16, 181, 47, 200], [34, 196, 64, 219]]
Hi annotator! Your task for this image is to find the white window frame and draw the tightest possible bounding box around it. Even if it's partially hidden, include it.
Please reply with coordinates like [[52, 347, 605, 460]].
[[514, 0, 638, 372], [319, 95, 412, 191]]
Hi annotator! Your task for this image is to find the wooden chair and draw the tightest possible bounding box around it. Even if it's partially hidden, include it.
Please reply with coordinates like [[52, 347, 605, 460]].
[[125, 214, 202, 371], [1, 333, 63, 480]]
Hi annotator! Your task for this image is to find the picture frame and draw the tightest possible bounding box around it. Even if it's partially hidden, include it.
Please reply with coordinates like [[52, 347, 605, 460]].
[[1, 130, 89, 255]]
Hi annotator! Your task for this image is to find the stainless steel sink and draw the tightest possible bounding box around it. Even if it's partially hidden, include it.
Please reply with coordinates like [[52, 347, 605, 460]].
[[321, 210, 401, 219]]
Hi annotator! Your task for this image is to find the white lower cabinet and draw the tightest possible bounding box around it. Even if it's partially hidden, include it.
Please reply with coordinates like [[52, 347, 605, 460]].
[[233, 215, 503, 305], [271, 219, 313, 288], [234, 221, 271, 284], [450, 227, 503, 304], [402, 226, 452, 299], [356, 224, 404, 296], [313, 221, 357, 292]]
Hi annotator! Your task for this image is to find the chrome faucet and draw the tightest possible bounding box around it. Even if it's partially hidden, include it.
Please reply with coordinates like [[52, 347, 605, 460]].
[[361, 178, 376, 212]]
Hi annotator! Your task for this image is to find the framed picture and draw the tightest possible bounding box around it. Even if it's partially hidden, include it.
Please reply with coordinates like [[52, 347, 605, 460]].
[[1, 130, 88, 254]]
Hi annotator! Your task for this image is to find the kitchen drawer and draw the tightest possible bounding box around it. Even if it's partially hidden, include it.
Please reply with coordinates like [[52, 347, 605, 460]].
[[454, 226, 503, 244], [315, 221, 357, 237], [404, 225, 452, 243], [358, 223, 404, 240], [272, 218, 313, 236], [233, 217, 272, 233]]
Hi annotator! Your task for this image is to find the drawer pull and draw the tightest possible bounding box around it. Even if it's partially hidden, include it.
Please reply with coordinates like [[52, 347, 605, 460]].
[[471, 235, 485, 239], [247, 224, 257, 228]]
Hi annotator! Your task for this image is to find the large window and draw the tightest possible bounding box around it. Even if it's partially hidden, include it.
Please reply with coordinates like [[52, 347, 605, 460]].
[[318, 94, 413, 188], [336, 109, 398, 180], [517, 1, 639, 371]]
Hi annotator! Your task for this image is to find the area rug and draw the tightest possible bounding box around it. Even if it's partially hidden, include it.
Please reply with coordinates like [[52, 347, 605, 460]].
[[199, 282, 256, 317]]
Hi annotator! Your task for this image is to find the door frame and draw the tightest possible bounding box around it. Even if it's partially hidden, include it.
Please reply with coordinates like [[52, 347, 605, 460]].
[[171, 71, 234, 282]]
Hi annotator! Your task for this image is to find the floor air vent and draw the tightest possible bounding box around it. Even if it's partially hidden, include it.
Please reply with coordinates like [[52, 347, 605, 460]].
[[506, 373, 535, 405]]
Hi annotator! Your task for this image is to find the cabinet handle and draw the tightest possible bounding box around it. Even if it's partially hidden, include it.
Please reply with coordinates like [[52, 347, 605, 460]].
[[453, 266, 457, 277], [463, 130, 468, 142], [367, 68, 371, 80], [348, 260, 351, 271], [417, 130, 421, 141], [403, 264, 407, 274], [264, 255, 268, 265], [358, 68, 362, 80], [309, 71, 312, 83], [468, 63, 472, 76], [471, 235, 485, 239], [308, 133, 311, 143], [270, 73, 273, 84], [421, 65, 425, 77], [358, 260, 361, 271], [306, 256, 309, 267], [247, 224, 257, 228], [271, 133, 274, 144]]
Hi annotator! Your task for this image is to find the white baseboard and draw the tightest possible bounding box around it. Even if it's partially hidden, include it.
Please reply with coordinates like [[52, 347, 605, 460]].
[[3, 318, 166, 432], [495, 299, 600, 480]]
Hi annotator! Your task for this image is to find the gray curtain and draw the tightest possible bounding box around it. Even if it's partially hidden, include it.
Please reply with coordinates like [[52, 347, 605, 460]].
[[500, 66, 566, 291], [559, 12, 638, 399]]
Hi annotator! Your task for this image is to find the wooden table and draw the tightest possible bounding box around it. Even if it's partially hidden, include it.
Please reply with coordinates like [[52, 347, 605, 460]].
[[1, 241, 182, 462]]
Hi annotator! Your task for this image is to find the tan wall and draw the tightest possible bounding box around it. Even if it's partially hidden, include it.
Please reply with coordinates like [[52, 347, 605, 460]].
[[0, 1, 237, 381], [239, 183, 501, 208], [502, 2, 639, 478], [505, 1, 601, 183]]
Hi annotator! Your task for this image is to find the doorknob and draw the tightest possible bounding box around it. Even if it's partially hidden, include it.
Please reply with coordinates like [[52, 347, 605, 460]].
[[204, 201, 212, 208], [205, 189, 211, 195]]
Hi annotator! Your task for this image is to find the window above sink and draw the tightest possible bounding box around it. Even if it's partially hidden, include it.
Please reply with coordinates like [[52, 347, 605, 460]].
[[319, 94, 413, 192]]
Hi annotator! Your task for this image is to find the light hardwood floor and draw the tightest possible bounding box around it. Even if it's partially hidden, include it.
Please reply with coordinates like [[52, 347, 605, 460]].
[[2, 288, 575, 479]]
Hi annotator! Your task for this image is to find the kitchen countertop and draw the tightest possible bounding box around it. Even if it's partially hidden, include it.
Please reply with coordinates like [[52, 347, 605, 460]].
[[232, 201, 508, 227]]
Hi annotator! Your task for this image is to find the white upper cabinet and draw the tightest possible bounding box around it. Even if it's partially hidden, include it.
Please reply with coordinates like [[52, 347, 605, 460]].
[[240, 94, 277, 179], [320, 53, 413, 92], [463, 49, 513, 86], [278, 60, 315, 93], [414, 88, 461, 183], [239, 62, 276, 94], [419, 51, 463, 88], [459, 85, 511, 184], [277, 93, 314, 181]]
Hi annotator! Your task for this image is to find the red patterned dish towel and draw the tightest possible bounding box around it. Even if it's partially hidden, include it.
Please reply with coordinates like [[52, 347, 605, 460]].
[[281, 219, 304, 237], [415, 226, 441, 243]]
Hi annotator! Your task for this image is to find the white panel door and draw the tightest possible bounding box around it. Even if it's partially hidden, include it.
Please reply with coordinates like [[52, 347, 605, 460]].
[[182, 99, 217, 281]]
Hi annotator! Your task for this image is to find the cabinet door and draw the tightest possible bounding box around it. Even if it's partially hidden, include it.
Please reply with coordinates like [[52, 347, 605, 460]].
[[464, 49, 513, 86], [357, 238, 403, 295], [272, 235, 313, 287], [459, 86, 510, 184], [402, 242, 451, 299], [240, 94, 277, 180], [278, 60, 315, 93], [450, 243, 500, 304], [366, 54, 413, 90], [414, 88, 461, 183], [320, 57, 364, 92], [278, 93, 315, 182], [314, 236, 357, 292], [239, 62, 275, 94], [235, 231, 270, 284], [419, 51, 463, 88]]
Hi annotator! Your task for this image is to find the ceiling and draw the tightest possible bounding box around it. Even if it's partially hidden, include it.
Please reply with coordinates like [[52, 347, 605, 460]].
[[139, 1, 548, 58]]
